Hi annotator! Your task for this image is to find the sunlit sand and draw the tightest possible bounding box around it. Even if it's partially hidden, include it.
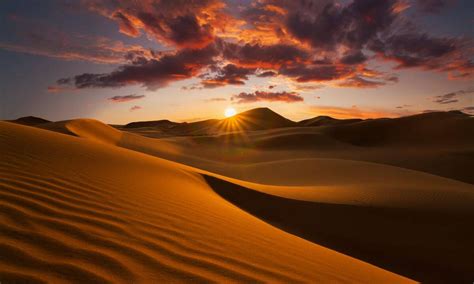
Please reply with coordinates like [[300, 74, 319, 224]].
[[2, 108, 473, 283]]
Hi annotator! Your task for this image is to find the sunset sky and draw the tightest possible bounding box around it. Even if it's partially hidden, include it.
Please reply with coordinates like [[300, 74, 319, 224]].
[[1, 0, 473, 123]]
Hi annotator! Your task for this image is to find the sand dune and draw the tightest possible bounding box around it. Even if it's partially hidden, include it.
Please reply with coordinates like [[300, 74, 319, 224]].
[[0, 121, 411, 283], [321, 110, 474, 147], [3, 109, 473, 282], [115, 107, 296, 137], [298, 115, 362, 127], [204, 175, 474, 283], [9, 116, 51, 126], [34, 116, 474, 186]]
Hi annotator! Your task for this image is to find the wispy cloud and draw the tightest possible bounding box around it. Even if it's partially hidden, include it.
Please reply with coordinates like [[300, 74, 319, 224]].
[[129, 105, 142, 111], [433, 89, 474, 104], [231, 91, 303, 104], [108, 94, 145, 103]]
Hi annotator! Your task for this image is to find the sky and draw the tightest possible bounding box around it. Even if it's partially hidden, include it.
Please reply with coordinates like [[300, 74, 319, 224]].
[[0, 0, 473, 124]]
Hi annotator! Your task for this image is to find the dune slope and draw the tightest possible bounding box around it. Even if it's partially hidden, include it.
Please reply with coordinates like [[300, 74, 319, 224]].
[[0, 122, 411, 283], [204, 175, 474, 283], [53, 118, 474, 282]]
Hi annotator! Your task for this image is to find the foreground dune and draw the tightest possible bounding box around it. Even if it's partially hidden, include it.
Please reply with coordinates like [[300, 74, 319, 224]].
[[0, 121, 412, 283], [43, 118, 474, 282]]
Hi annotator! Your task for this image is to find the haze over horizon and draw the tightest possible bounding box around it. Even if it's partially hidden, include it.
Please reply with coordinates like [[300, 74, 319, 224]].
[[1, 0, 473, 124]]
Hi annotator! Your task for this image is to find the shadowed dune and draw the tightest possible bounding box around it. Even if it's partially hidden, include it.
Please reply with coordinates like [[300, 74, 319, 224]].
[[124, 119, 178, 129], [321, 110, 474, 147], [9, 116, 51, 126], [298, 115, 362, 127], [203, 175, 474, 283], [0, 122, 411, 283]]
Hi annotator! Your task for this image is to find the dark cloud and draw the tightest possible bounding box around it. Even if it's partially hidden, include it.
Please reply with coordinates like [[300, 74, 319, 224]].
[[257, 71, 277, 77], [371, 33, 458, 69], [462, 106, 474, 112], [433, 89, 473, 104], [231, 91, 303, 103], [416, 0, 449, 13], [201, 64, 255, 88], [337, 75, 387, 88], [47, 0, 472, 91], [340, 50, 368, 65], [286, 0, 398, 50], [108, 94, 145, 102], [129, 105, 142, 111], [222, 42, 309, 68], [137, 12, 214, 48], [279, 65, 354, 83], [57, 43, 220, 90], [83, 0, 223, 49], [242, 0, 472, 78]]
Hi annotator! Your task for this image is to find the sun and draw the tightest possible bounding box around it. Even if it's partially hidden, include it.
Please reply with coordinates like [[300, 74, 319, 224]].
[[224, 107, 237, 118]]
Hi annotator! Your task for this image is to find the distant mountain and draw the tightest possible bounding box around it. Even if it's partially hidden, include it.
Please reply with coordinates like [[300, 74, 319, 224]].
[[121, 108, 474, 144], [10, 116, 51, 126], [321, 110, 474, 146], [298, 116, 362, 127], [16, 108, 471, 146], [121, 108, 297, 136], [124, 119, 178, 129], [231, 107, 296, 130]]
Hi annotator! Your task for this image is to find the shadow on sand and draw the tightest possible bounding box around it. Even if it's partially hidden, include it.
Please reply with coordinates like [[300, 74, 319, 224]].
[[203, 174, 474, 283]]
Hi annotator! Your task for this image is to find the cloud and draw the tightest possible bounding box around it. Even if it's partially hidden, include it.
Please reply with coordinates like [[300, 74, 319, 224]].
[[0, 17, 151, 64], [47, 85, 78, 93], [112, 11, 141, 37], [57, 43, 220, 90], [82, 0, 226, 49], [415, 0, 450, 13], [222, 42, 310, 68], [293, 84, 324, 92], [108, 94, 145, 102], [129, 105, 142, 111], [337, 76, 387, 88], [433, 89, 474, 104], [231, 91, 303, 103], [205, 97, 227, 102], [286, 0, 398, 50], [48, 0, 473, 90], [201, 64, 255, 88], [372, 33, 455, 67], [240, 0, 472, 79], [257, 71, 278, 77], [340, 50, 368, 65], [462, 106, 474, 113], [279, 64, 355, 83]]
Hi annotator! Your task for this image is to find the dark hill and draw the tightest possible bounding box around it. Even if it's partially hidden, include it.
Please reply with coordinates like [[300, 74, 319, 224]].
[[10, 116, 51, 126]]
